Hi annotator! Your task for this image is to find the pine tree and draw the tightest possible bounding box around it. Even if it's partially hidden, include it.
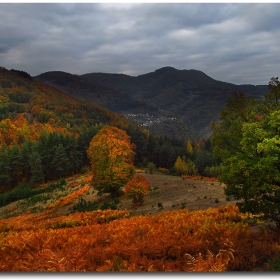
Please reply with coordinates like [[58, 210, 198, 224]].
[[41, 132, 62, 180], [63, 134, 82, 174], [20, 139, 33, 182], [0, 144, 11, 188], [51, 143, 70, 179], [8, 145, 23, 187], [29, 142, 44, 186]]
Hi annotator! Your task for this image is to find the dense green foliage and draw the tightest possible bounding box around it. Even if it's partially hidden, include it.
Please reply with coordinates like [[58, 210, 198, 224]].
[[211, 77, 280, 226], [0, 128, 99, 189], [0, 179, 66, 207]]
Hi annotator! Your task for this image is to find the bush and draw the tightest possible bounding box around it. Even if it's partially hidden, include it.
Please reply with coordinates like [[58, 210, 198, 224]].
[[204, 165, 223, 178], [124, 175, 151, 207], [72, 197, 99, 212], [173, 156, 198, 176], [0, 179, 66, 207], [0, 183, 32, 207], [147, 162, 156, 174], [81, 167, 89, 174]]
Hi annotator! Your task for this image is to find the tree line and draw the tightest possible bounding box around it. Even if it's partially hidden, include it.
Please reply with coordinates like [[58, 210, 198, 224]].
[[0, 122, 217, 191], [0, 127, 99, 189], [211, 77, 280, 226]]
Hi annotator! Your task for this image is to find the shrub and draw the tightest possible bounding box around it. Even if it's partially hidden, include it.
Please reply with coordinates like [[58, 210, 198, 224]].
[[147, 162, 156, 174], [72, 197, 98, 212], [124, 175, 151, 207], [204, 165, 223, 178], [158, 202, 163, 209]]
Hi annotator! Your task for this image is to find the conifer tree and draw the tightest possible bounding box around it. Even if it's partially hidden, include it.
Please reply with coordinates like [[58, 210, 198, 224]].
[[51, 143, 70, 179], [0, 144, 11, 188], [21, 139, 33, 182], [8, 145, 23, 187], [29, 142, 44, 186]]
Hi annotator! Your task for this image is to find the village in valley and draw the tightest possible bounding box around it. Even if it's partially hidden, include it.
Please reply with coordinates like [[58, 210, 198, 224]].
[[123, 113, 177, 127]]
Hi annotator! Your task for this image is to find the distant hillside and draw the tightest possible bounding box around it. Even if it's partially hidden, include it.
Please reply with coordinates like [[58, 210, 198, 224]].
[[0, 67, 143, 135], [0, 67, 196, 188], [35, 70, 193, 140], [82, 67, 268, 139], [35, 71, 158, 115]]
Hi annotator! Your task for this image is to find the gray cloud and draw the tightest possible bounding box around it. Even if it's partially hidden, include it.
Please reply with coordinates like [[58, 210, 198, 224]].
[[0, 3, 279, 85]]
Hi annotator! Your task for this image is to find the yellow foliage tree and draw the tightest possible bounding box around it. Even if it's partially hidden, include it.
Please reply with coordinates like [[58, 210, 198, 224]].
[[173, 156, 188, 175], [87, 126, 135, 197], [186, 140, 193, 155]]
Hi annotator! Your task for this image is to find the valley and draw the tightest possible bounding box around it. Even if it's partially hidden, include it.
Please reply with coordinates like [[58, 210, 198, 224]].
[[36, 67, 268, 140], [123, 112, 176, 127]]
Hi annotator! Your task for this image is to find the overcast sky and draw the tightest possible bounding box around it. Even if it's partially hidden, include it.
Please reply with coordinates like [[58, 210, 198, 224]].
[[0, 3, 280, 85]]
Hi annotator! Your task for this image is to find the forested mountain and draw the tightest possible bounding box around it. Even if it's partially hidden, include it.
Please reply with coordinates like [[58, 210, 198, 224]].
[[35, 70, 192, 140], [36, 67, 268, 139], [0, 67, 202, 189], [82, 67, 268, 138], [0, 67, 144, 188], [35, 71, 157, 114]]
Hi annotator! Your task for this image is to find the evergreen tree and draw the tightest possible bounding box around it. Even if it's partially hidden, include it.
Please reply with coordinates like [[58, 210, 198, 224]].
[[8, 145, 23, 187], [158, 141, 176, 169], [126, 126, 148, 165], [63, 134, 82, 174], [29, 142, 44, 186], [0, 144, 11, 188], [41, 132, 62, 180], [51, 143, 70, 178], [20, 139, 33, 182]]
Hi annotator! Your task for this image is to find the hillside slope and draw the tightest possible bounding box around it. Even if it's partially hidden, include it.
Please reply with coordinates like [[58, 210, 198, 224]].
[[82, 67, 268, 138], [0, 67, 155, 188], [35, 71, 159, 114], [35, 71, 193, 140], [0, 67, 140, 132]]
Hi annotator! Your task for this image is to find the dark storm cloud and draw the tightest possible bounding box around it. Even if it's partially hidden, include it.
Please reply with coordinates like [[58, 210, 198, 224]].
[[0, 3, 279, 85]]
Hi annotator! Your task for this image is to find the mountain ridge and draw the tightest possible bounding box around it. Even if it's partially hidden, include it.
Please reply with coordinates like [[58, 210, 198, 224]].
[[36, 66, 268, 139]]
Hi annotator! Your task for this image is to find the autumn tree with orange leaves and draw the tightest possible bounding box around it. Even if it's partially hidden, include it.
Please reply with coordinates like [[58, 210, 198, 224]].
[[124, 175, 150, 207], [87, 126, 135, 197]]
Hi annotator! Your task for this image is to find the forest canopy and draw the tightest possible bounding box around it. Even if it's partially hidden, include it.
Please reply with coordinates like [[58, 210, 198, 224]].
[[211, 77, 280, 225]]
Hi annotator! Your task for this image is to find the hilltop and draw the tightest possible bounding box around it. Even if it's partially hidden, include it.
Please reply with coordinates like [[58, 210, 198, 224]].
[[82, 67, 268, 138], [36, 67, 268, 139]]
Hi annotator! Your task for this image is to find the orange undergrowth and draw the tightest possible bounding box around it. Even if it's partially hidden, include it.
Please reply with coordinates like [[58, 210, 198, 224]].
[[0, 205, 279, 271], [47, 185, 89, 212], [182, 175, 219, 182]]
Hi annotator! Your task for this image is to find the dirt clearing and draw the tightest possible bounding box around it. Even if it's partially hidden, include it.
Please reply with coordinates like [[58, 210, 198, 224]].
[[117, 172, 238, 216]]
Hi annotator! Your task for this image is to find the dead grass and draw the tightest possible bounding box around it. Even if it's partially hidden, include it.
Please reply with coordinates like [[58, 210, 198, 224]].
[[117, 172, 238, 216], [0, 171, 238, 219]]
